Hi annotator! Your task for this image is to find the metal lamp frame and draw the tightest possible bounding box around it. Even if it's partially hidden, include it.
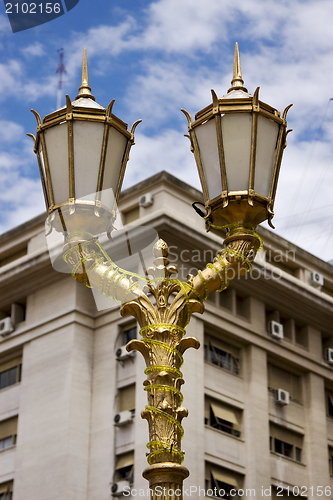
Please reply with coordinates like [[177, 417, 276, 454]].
[[182, 43, 292, 229], [28, 49, 141, 235]]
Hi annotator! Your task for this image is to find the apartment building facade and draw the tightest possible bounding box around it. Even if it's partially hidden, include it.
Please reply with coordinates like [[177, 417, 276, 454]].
[[0, 171, 333, 500]]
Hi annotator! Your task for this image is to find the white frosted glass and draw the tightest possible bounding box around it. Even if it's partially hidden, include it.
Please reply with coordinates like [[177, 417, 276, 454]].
[[44, 123, 69, 205], [73, 98, 105, 110], [195, 119, 222, 200], [254, 115, 279, 197], [221, 113, 252, 192], [221, 89, 251, 100], [73, 121, 104, 199], [101, 126, 128, 209]]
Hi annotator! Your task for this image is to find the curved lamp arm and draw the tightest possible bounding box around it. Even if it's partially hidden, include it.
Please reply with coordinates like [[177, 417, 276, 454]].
[[63, 224, 261, 315], [62, 225, 261, 500]]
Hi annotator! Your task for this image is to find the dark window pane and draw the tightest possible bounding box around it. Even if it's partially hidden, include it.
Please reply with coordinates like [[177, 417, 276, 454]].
[[295, 447, 301, 462], [328, 394, 333, 417], [216, 417, 233, 434], [210, 346, 218, 365], [3, 436, 13, 449], [118, 465, 134, 483], [207, 343, 240, 375], [8, 367, 17, 386], [274, 438, 283, 454], [123, 327, 137, 345], [284, 442, 293, 458], [232, 357, 239, 375], [0, 371, 8, 390], [219, 350, 230, 370]]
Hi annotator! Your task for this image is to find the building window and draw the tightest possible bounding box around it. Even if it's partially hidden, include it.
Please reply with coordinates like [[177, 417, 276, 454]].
[[267, 363, 302, 403], [114, 451, 134, 485], [0, 416, 18, 452], [329, 447, 333, 476], [326, 391, 333, 418], [219, 288, 234, 311], [122, 326, 137, 346], [0, 480, 13, 500], [265, 309, 308, 348], [0, 358, 22, 391], [294, 323, 308, 348], [118, 384, 136, 414], [205, 463, 243, 499], [122, 206, 140, 225], [235, 292, 250, 319], [219, 288, 250, 320], [270, 423, 303, 463], [204, 336, 240, 375], [205, 397, 242, 438]]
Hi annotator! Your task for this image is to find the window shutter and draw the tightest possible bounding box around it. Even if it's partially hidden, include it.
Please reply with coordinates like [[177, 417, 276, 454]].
[[0, 416, 18, 440], [210, 403, 241, 427], [119, 385, 135, 412], [115, 451, 134, 469]]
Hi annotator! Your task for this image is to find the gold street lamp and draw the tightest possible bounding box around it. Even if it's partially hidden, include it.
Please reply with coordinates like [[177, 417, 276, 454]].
[[182, 42, 292, 232], [28, 48, 141, 237], [29, 45, 291, 500]]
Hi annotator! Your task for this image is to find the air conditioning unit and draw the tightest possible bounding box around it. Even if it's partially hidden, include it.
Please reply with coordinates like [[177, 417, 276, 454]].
[[111, 480, 131, 496], [115, 345, 134, 362], [325, 348, 333, 365], [114, 410, 134, 427], [268, 321, 284, 339], [0, 317, 14, 337], [276, 389, 290, 405], [309, 271, 324, 288], [139, 193, 154, 208]]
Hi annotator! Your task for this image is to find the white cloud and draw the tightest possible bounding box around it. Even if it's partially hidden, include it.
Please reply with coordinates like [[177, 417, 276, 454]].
[[138, 0, 230, 52], [0, 59, 23, 97], [268, 138, 333, 261], [21, 42, 45, 57], [0, 120, 25, 143], [122, 128, 200, 189], [0, 119, 43, 234], [0, 177, 45, 234]]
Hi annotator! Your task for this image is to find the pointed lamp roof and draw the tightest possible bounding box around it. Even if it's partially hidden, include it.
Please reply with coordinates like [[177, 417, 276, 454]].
[[75, 48, 95, 101], [228, 42, 248, 93]]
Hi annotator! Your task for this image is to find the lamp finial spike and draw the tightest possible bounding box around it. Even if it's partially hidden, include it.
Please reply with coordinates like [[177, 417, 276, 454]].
[[228, 42, 248, 93], [76, 48, 95, 101]]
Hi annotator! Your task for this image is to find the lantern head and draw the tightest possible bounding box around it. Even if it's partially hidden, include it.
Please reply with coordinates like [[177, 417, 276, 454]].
[[182, 43, 292, 231], [28, 49, 141, 236]]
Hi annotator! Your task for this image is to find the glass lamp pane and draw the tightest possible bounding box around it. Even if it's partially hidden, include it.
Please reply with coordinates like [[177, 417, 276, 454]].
[[194, 118, 222, 200], [101, 126, 128, 209], [73, 121, 104, 200], [44, 122, 69, 205], [254, 115, 279, 197], [221, 113, 252, 192]]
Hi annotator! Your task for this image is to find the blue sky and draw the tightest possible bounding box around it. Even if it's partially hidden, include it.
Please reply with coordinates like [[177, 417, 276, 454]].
[[0, 0, 333, 262]]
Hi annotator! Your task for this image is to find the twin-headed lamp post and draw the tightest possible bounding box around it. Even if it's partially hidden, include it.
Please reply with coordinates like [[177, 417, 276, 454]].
[[29, 43, 291, 499]]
